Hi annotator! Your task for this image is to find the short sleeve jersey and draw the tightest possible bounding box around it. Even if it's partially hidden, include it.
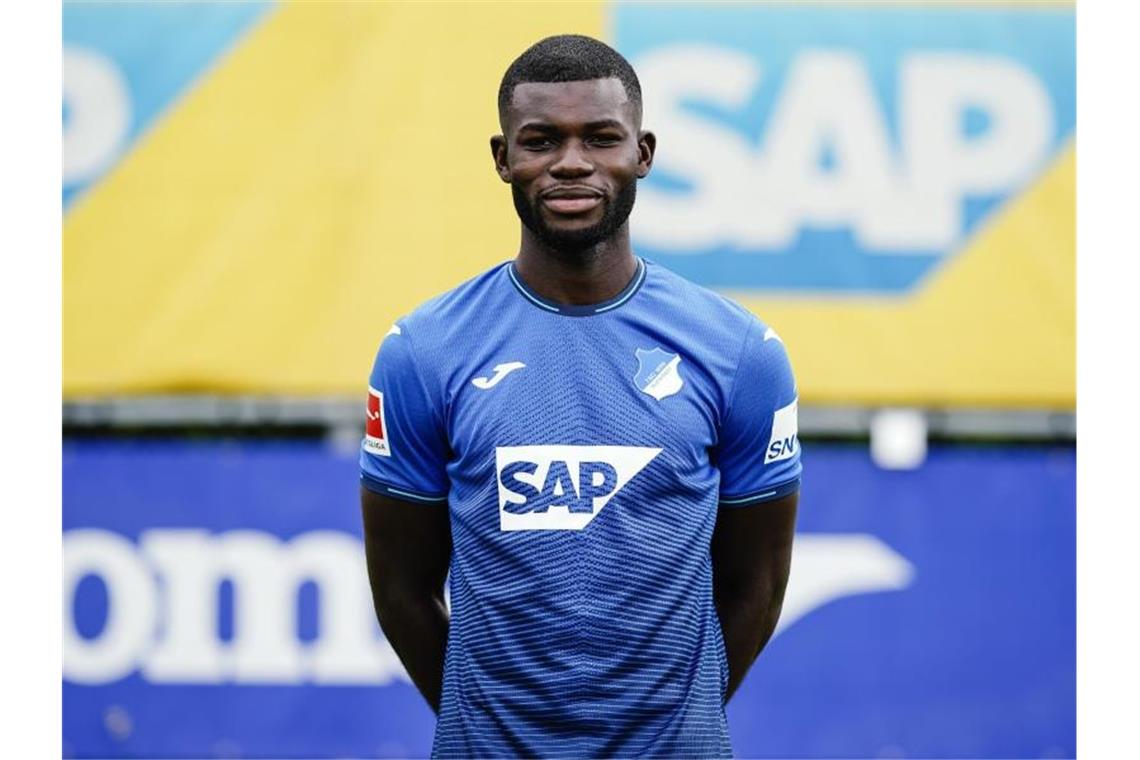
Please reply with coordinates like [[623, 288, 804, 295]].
[[361, 258, 801, 758]]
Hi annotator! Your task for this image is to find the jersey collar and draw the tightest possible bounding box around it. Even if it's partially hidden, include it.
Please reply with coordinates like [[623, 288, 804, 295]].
[[507, 257, 647, 317]]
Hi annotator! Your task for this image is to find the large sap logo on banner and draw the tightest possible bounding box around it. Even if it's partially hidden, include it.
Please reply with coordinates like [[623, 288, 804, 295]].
[[615, 5, 1075, 293]]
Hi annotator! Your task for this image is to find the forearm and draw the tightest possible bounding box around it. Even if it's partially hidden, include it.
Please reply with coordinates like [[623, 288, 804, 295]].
[[711, 492, 798, 703], [715, 579, 787, 703], [361, 487, 452, 713], [371, 587, 450, 713]]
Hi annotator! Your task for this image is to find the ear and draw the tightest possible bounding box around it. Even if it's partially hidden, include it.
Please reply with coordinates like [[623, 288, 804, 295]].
[[490, 135, 511, 183], [636, 130, 656, 179]]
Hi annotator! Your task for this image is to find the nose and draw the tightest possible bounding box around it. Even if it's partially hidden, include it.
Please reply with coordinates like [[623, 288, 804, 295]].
[[549, 139, 593, 178]]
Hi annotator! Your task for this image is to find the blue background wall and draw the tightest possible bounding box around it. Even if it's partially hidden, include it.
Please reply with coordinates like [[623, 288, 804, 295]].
[[63, 440, 1075, 758]]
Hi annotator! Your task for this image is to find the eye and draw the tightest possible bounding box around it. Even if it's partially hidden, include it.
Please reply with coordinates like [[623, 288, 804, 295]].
[[588, 135, 622, 147], [522, 137, 556, 151]]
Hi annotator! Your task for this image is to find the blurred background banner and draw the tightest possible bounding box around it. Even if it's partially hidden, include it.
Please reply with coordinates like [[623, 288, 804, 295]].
[[63, 1, 1074, 408], [62, 2, 271, 208], [63, 1, 605, 398], [62, 2, 1076, 759], [64, 439, 1074, 758]]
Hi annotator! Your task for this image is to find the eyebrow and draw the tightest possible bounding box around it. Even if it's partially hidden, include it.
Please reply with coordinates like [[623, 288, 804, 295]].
[[517, 119, 628, 134]]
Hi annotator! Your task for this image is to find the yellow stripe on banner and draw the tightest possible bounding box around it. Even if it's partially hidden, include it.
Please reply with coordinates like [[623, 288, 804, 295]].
[[732, 142, 1075, 409], [65, 1, 1073, 408], [64, 2, 604, 396]]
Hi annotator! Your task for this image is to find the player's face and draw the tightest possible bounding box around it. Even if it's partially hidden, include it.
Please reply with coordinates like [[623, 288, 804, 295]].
[[492, 78, 655, 252]]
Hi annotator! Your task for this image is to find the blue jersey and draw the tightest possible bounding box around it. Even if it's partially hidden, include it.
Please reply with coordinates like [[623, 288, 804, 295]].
[[361, 258, 801, 758]]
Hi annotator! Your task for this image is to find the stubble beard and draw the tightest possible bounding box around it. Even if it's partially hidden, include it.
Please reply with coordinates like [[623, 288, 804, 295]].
[[512, 180, 638, 262]]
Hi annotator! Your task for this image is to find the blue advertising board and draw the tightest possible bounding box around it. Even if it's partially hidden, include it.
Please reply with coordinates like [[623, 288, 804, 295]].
[[63, 440, 1074, 758]]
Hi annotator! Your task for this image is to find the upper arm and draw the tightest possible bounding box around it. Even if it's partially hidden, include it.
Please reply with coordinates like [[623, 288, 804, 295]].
[[361, 486, 451, 597], [714, 321, 802, 508], [359, 323, 450, 503], [711, 491, 798, 597], [359, 323, 452, 595]]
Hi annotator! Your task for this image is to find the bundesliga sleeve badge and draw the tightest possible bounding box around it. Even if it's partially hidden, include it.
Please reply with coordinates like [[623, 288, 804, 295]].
[[364, 387, 390, 456]]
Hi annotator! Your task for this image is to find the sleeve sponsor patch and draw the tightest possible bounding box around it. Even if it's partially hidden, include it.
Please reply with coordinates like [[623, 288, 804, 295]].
[[765, 397, 798, 464], [364, 387, 390, 457]]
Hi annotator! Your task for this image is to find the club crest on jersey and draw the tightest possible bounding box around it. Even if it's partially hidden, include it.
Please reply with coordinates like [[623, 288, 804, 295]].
[[496, 445, 661, 531], [634, 348, 684, 401], [364, 387, 390, 457]]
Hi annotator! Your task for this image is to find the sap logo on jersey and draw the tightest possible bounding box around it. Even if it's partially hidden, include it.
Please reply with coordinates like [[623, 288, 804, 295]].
[[496, 445, 661, 531], [615, 5, 1074, 293], [766, 398, 799, 464]]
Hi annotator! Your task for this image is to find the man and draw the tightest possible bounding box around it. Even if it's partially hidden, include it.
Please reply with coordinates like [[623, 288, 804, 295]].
[[361, 34, 800, 758]]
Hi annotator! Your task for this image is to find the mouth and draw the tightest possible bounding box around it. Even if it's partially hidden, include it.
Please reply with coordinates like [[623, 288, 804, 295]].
[[540, 186, 605, 216]]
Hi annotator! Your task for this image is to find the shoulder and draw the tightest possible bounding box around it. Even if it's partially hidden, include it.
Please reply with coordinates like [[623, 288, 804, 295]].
[[367, 262, 512, 391], [390, 261, 513, 349], [637, 261, 795, 418], [644, 260, 768, 329], [640, 258, 780, 352]]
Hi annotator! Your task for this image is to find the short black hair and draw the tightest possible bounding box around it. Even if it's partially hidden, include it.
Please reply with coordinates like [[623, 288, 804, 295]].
[[497, 35, 642, 123]]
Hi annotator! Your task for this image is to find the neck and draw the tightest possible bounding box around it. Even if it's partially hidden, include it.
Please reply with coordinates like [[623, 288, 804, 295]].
[[514, 224, 638, 307]]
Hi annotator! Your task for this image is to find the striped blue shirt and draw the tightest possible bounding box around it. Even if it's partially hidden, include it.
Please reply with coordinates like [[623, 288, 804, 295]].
[[361, 259, 801, 757]]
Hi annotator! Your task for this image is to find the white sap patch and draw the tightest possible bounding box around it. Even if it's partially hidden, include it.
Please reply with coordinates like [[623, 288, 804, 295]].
[[765, 398, 799, 464], [495, 445, 661, 531]]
